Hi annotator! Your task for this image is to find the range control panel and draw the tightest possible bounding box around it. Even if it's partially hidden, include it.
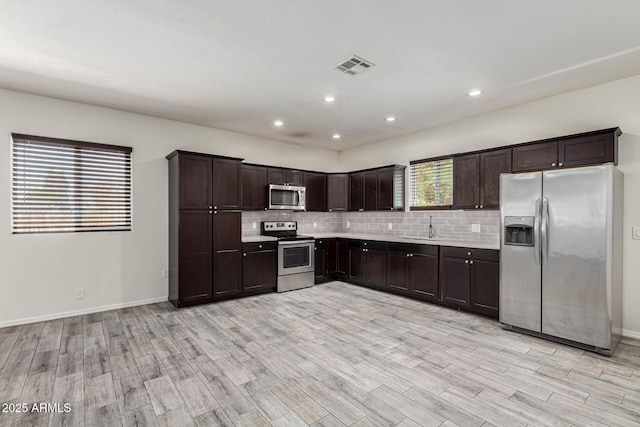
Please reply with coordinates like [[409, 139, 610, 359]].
[[261, 221, 297, 232]]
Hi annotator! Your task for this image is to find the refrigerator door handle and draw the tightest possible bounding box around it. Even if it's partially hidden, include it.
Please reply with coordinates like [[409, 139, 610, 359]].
[[534, 198, 541, 265], [541, 197, 549, 265]]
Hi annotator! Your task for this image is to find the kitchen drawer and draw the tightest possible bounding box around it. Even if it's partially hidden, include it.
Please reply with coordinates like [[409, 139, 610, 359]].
[[387, 242, 438, 256], [315, 239, 328, 249], [440, 246, 499, 262], [243, 241, 277, 252], [348, 239, 387, 251]]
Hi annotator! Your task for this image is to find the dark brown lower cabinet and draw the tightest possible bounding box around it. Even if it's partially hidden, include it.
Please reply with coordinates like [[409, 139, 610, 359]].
[[439, 246, 499, 317], [348, 240, 387, 288], [212, 211, 242, 298], [242, 242, 277, 293], [315, 239, 328, 282], [172, 210, 212, 306], [387, 243, 439, 299], [327, 238, 347, 277], [471, 259, 500, 316]]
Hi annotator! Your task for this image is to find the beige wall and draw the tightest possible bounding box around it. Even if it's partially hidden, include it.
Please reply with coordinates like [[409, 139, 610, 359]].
[[340, 75, 640, 337], [0, 88, 339, 326]]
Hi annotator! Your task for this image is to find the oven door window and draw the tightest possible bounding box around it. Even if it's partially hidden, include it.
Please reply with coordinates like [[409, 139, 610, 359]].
[[282, 245, 310, 268], [271, 189, 300, 207]]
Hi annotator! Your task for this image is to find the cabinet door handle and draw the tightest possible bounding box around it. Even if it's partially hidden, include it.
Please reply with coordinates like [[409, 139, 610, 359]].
[[465, 260, 469, 264], [264, 208, 268, 211], [475, 205, 479, 209], [410, 254, 414, 257], [243, 253, 247, 257], [209, 211, 212, 214], [258, 244, 262, 249], [559, 162, 564, 166], [470, 260, 474, 264], [209, 205, 212, 209], [467, 251, 471, 256], [552, 163, 556, 167], [406, 253, 410, 257], [480, 205, 483, 208], [329, 209, 332, 212], [315, 247, 317, 250]]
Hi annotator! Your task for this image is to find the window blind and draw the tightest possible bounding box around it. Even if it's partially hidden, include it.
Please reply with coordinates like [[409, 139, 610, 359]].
[[12, 134, 132, 234], [409, 157, 453, 208]]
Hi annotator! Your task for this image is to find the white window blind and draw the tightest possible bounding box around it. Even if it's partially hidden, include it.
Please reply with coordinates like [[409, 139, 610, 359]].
[[409, 157, 453, 209], [12, 134, 132, 234]]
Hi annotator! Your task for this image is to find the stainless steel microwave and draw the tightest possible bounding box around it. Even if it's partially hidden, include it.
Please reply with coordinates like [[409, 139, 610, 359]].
[[268, 184, 306, 210]]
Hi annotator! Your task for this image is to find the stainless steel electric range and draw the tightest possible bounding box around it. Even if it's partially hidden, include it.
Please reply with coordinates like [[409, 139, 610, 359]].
[[261, 221, 314, 292]]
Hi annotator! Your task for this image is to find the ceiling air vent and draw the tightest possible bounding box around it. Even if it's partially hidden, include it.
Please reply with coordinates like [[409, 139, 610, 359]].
[[335, 55, 375, 75]]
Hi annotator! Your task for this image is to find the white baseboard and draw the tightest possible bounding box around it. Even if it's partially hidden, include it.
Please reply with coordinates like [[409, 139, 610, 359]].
[[622, 328, 640, 340], [0, 296, 168, 328]]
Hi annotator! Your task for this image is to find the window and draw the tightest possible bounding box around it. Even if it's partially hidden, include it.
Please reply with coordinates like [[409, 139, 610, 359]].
[[409, 157, 453, 209], [11, 134, 132, 234]]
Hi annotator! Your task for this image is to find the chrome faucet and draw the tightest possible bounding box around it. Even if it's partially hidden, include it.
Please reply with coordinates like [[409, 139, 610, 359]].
[[428, 215, 435, 239]]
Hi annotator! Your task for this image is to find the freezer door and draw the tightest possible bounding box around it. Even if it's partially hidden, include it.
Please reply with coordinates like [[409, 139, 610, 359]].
[[500, 172, 542, 332], [542, 165, 612, 349]]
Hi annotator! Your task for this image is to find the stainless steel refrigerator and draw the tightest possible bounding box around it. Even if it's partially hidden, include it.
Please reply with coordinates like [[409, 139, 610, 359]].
[[499, 164, 623, 355]]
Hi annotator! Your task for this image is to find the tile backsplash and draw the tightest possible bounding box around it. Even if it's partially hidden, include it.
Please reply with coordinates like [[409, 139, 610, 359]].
[[242, 210, 499, 245]]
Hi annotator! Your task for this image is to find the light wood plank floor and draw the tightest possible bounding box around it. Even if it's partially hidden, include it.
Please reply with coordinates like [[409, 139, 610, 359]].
[[1, 281, 640, 426]]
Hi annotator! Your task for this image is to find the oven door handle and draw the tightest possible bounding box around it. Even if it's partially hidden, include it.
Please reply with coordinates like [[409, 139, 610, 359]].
[[278, 240, 315, 245]]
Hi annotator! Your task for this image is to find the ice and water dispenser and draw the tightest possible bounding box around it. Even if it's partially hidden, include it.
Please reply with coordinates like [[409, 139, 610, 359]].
[[504, 216, 534, 246]]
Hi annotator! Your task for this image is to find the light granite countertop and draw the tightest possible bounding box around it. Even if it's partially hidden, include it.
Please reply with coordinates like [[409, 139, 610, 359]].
[[309, 232, 499, 250]]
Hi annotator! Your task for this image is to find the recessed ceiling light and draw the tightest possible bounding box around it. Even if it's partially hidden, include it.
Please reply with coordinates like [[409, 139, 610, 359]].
[[273, 120, 284, 127], [324, 96, 336, 103], [385, 116, 396, 122], [468, 89, 482, 97], [332, 134, 341, 139]]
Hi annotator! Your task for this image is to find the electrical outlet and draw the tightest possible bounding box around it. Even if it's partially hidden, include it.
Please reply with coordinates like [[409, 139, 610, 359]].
[[471, 224, 481, 233], [346, 221, 351, 228], [313, 222, 317, 228], [252, 222, 257, 229], [633, 227, 640, 240], [76, 289, 85, 300], [162, 269, 170, 278], [388, 222, 393, 230]]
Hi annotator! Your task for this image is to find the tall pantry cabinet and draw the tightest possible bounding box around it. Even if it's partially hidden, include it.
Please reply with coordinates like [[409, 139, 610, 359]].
[[167, 151, 243, 307]]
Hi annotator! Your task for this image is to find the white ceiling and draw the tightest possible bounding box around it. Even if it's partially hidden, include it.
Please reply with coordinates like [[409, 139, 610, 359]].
[[1, 1, 640, 150]]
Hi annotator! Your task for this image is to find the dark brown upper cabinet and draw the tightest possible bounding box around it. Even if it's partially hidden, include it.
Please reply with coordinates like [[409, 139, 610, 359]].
[[267, 167, 304, 186], [349, 165, 406, 211], [212, 157, 241, 210], [453, 154, 480, 210], [453, 148, 511, 210], [480, 149, 512, 208], [178, 154, 212, 210], [363, 170, 378, 211], [241, 164, 268, 211], [385, 165, 406, 211], [327, 174, 349, 212], [304, 172, 327, 212], [349, 173, 364, 211], [512, 128, 620, 172]]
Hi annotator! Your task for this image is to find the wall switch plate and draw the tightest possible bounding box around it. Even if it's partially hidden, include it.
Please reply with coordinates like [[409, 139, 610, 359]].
[[633, 227, 640, 240], [162, 269, 170, 278], [388, 222, 393, 230], [313, 222, 317, 228], [252, 222, 257, 229], [471, 224, 481, 233], [76, 289, 85, 300], [346, 221, 351, 228]]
